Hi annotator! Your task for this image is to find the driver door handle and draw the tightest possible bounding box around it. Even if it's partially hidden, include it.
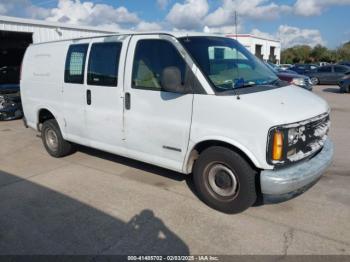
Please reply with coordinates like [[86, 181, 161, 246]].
[[125, 92, 131, 110], [86, 89, 91, 105]]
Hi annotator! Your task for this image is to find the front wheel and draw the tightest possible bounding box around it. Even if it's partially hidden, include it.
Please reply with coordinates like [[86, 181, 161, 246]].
[[310, 77, 319, 85], [340, 84, 350, 93], [193, 146, 257, 214]]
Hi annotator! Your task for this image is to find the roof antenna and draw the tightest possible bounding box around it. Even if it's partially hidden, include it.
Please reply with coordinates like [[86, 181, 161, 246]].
[[235, 11, 238, 42], [233, 11, 241, 100]]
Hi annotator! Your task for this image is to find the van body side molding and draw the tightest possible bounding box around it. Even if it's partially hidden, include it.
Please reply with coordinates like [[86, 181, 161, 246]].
[[163, 146, 182, 152]]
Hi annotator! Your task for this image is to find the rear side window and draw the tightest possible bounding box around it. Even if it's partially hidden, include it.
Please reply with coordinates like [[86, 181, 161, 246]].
[[65, 44, 88, 84], [334, 66, 348, 73], [87, 42, 122, 86], [318, 66, 331, 73]]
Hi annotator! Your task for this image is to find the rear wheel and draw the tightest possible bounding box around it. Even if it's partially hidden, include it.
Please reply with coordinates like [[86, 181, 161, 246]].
[[193, 146, 257, 214], [310, 77, 319, 85], [340, 84, 350, 93], [41, 119, 74, 157]]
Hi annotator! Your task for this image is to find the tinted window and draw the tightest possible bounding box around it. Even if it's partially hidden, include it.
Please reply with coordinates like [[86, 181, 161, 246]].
[[65, 44, 88, 84], [132, 39, 186, 91], [334, 65, 349, 73], [318, 66, 332, 73], [88, 42, 122, 86]]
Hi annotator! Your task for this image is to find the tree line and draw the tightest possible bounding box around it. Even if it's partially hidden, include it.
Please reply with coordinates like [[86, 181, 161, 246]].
[[281, 41, 350, 64]]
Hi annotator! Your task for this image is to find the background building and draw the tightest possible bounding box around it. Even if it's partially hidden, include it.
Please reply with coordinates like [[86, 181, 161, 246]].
[[0, 15, 115, 83], [226, 34, 281, 64]]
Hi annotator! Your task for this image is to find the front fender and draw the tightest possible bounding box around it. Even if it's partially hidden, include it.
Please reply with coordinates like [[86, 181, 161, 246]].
[[183, 136, 272, 174]]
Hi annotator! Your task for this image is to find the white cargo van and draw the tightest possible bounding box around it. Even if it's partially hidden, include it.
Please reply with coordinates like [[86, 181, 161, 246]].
[[21, 33, 333, 213]]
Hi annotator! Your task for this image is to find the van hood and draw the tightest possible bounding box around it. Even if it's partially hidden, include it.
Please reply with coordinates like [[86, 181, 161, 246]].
[[229, 85, 329, 125]]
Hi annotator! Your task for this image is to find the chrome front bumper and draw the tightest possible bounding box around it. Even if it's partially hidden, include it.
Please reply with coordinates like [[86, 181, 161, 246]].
[[261, 138, 334, 203]]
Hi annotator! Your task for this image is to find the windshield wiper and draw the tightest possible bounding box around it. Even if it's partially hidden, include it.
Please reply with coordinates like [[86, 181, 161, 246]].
[[266, 78, 281, 86], [216, 82, 255, 91], [233, 83, 256, 89]]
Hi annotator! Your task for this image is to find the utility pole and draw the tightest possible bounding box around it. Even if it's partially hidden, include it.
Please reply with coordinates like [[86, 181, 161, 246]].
[[234, 11, 238, 40]]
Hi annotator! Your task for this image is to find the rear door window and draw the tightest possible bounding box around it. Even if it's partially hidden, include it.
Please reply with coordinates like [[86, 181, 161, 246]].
[[87, 42, 122, 86], [318, 66, 332, 73], [65, 44, 89, 84], [334, 65, 349, 73]]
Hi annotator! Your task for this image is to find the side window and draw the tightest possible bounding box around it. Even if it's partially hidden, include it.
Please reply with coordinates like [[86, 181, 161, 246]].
[[132, 39, 186, 91], [334, 66, 348, 73], [318, 66, 331, 73], [88, 42, 122, 86], [65, 44, 88, 84]]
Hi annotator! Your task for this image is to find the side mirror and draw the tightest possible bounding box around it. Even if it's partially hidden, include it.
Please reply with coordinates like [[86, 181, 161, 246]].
[[161, 66, 183, 93]]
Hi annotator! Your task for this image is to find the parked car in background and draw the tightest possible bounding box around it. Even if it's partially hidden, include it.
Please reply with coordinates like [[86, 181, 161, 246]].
[[290, 64, 319, 75], [338, 61, 350, 67], [308, 64, 350, 85], [0, 66, 23, 120], [265, 62, 313, 91], [279, 64, 293, 70], [319, 62, 330, 67], [339, 75, 350, 93], [266, 62, 297, 74]]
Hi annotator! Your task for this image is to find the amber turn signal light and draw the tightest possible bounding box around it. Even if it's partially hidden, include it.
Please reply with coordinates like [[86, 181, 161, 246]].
[[272, 131, 284, 161]]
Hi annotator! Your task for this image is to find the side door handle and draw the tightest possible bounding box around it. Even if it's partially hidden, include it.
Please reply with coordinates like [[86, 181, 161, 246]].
[[125, 92, 131, 110], [87, 89, 91, 105]]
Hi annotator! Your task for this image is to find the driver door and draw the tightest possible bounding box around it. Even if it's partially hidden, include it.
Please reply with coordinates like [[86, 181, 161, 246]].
[[123, 35, 194, 172]]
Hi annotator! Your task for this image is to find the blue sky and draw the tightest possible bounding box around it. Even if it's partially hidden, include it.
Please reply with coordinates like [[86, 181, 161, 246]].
[[0, 0, 349, 49]]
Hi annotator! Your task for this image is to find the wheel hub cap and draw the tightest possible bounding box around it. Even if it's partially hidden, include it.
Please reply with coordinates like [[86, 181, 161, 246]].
[[46, 129, 58, 151], [208, 164, 238, 197]]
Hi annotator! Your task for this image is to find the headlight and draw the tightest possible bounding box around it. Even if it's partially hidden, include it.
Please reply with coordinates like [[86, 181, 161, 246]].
[[291, 77, 305, 86], [0, 95, 6, 109], [267, 114, 330, 166], [267, 126, 305, 164], [288, 127, 304, 145], [0, 95, 16, 110]]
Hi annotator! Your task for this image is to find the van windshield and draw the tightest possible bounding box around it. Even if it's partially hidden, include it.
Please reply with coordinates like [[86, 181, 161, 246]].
[[179, 36, 279, 92]]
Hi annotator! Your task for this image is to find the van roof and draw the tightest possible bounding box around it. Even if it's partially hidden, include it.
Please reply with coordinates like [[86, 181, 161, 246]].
[[31, 31, 226, 45]]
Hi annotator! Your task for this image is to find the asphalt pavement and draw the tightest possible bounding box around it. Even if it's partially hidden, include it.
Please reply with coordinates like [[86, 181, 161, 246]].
[[0, 85, 349, 255]]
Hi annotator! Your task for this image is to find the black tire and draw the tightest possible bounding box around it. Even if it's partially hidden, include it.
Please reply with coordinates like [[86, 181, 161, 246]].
[[193, 146, 257, 214], [310, 77, 319, 85], [41, 119, 74, 157], [342, 85, 350, 93]]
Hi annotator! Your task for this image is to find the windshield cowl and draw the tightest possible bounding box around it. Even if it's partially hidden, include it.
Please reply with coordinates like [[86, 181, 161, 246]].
[[217, 81, 289, 96]]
